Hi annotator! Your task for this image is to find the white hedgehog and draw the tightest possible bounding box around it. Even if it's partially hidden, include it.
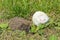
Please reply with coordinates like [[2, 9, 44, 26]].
[[32, 11, 49, 26]]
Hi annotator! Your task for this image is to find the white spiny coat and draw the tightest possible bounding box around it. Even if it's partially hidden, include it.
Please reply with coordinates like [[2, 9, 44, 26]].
[[32, 11, 49, 26]]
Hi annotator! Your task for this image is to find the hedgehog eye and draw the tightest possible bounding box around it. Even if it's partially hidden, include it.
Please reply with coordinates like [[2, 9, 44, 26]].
[[40, 14, 43, 16]]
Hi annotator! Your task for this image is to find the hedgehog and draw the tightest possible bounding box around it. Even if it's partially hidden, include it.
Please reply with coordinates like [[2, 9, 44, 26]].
[[8, 17, 32, 33], [32, 11, 49, 26]]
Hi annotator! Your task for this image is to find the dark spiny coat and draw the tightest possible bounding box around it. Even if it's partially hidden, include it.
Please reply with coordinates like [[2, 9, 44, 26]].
[[8, 17, 32, 32]]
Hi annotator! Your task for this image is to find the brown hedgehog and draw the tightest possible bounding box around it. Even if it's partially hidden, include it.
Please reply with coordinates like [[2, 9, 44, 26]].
[[8, 17, 32, 33]]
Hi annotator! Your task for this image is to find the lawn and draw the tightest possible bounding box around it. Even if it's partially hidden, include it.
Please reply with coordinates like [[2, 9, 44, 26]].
[[0, 0, 60, 40]]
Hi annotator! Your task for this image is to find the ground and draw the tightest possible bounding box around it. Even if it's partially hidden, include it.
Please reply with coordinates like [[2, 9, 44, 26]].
[[0, 0, 60, 40]]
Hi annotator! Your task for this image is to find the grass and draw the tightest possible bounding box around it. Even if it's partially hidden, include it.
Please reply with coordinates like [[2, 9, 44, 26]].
[[0, 0, 60, 40], [0, 0, 60, 19]]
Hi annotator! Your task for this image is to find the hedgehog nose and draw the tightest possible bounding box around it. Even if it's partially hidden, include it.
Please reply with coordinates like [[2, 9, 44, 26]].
[[40, 19, 45, 21]]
